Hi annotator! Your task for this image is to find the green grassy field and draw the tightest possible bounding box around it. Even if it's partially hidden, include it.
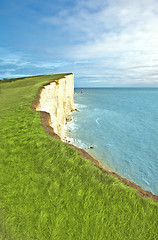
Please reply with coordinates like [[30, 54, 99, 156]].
[[0, 74, 158, 240]]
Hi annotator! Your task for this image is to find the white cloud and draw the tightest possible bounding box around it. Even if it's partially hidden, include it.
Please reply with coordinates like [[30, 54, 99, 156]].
[[40, 0, 158, 85], [0, 47, 30, 67], [88, 80, 102, 83], [1, 0, 158, 86], [0, 47, 70, 79], [42, 0, 158, 57], [1, 73, 29, 79]]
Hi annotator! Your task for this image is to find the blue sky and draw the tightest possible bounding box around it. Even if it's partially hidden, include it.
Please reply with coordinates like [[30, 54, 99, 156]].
[[0, 0, 158, 87]]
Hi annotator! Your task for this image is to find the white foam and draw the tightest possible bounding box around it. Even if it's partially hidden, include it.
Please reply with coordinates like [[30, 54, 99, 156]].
[[69, 120, 78, 129], [106, 143, 113, 147], [96, 118, 100, 125], [75, 103, 87, 109]]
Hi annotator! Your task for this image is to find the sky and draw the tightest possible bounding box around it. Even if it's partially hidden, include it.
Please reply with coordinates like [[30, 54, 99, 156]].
[[0, 0, 158, 87]]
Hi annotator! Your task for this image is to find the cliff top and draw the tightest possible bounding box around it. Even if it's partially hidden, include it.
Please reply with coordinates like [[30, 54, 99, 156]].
[[0, 72, 73, 83]]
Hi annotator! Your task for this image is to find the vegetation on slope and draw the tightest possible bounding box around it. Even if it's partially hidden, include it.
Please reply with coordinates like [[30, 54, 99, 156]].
[[0, 74, 158, 240]]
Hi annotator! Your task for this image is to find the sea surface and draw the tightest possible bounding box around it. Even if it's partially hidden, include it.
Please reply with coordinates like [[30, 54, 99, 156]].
[[67, 88, 158, 195]]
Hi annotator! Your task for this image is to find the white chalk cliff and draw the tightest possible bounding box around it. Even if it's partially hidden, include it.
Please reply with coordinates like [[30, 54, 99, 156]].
[[36, 73, 74, 139]]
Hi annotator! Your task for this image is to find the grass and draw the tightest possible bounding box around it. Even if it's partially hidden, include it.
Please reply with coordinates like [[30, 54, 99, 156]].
[[0, 73, 158, 240]]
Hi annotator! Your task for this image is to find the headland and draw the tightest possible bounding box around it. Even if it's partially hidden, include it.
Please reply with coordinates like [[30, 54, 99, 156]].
[[32, 73, 158, 202]]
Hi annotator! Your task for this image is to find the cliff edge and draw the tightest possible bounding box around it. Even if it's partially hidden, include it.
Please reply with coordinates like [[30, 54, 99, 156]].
[[33, 73, 158, 202], [35, 73, 74, 139]]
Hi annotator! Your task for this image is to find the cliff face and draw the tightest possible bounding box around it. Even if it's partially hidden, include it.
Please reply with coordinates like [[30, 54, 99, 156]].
[[36, 73, 74, 139]]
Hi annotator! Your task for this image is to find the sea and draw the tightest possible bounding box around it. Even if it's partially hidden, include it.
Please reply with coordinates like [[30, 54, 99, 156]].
[[66, 88, 158, 195]]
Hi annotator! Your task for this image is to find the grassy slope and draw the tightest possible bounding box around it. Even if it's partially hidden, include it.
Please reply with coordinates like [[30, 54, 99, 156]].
[[0, 74, 158, 240]]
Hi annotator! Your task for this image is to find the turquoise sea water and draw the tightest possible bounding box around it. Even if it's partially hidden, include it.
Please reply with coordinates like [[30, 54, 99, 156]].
[[67, 88, 158, 195]]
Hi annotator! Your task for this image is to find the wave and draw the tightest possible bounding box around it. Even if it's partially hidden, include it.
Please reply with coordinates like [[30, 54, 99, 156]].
[[75, 103, 87, 109]]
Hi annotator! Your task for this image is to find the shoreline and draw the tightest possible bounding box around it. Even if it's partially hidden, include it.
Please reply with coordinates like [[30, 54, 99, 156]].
[[31, 80, 158, 203]]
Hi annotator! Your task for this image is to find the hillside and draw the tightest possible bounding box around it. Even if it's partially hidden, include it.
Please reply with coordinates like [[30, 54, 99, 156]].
[[0, 74, 158, 240]]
